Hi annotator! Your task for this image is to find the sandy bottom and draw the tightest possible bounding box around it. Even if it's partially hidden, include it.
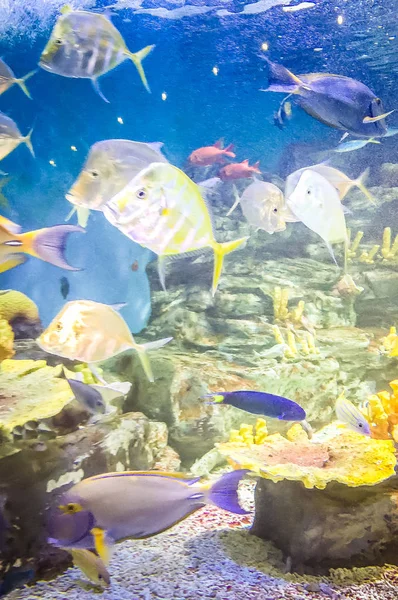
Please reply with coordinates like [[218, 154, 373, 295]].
[[6, 484, 398, 600]]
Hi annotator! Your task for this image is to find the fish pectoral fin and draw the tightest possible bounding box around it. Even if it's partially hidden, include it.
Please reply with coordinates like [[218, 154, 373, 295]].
[[363, 109, 395, 123], [90, 527, 113, 565]]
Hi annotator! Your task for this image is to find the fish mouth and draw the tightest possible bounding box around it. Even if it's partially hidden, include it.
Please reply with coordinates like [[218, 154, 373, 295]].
[[65, 192, 82, 207]]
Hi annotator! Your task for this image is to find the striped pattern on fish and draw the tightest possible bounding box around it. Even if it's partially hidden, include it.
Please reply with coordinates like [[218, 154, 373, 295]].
[[103, 163, 248, 294]]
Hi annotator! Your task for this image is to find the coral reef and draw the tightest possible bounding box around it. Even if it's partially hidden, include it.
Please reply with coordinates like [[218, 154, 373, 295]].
[[217, 423, 398, 566], [367, 379, 398, 441], [0, 290, 41, 339]]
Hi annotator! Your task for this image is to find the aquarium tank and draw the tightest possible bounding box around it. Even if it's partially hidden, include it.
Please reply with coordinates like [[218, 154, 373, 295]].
[[1, 0, 398, 597]]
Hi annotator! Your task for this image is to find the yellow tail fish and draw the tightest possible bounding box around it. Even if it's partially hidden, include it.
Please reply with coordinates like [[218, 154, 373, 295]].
[[103, 163, 248, 295]]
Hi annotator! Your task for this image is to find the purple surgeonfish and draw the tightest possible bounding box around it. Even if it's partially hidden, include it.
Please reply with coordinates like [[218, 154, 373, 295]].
[[48, 470, 250, 564], [261, 58, 391, 138]]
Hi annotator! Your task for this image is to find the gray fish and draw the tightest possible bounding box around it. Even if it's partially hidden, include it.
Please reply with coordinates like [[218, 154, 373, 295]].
[[70, 549, 110, 587], [39, 7, 155, 102], [49, 469, 249, 563], [0, 59, 36, 98], [0, 113, 34, 161], [262, 58, 390, 138], [67, 378, 106, 415], [66, 139, 168, 226], [334, 138, 381, 152]]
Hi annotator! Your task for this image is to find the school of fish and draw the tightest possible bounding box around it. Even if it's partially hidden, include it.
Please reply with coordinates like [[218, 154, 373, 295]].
[[0, 2, 395, 588]]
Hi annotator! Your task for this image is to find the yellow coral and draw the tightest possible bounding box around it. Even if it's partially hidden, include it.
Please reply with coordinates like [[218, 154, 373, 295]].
[[359, 244, 380, 264], [346, 229, 364, 259], [73, 363, 103, 384], [286, 422, 309, 442], [217, 424, 396, 490], [367, 379, 398, 442], [254, 418, 268, 444], [0, 290, 39, 322], [0, 319, 14, 361]]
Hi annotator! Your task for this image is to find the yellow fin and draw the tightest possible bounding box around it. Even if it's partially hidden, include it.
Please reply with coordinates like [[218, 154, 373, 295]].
[[125, 45, 155, 93], [61, 4, 73, 15], [211, 237, 248, 296], [90, 527, 112, 565], [363, 110, 395, 123], [0, 255, 26, 273]]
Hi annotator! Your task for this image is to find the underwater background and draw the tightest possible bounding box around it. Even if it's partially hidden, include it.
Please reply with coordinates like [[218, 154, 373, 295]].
[[2, 0, 398, 598]]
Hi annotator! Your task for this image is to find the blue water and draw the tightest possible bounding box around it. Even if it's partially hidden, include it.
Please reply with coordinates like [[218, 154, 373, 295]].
[[1, 0, 398, 330]]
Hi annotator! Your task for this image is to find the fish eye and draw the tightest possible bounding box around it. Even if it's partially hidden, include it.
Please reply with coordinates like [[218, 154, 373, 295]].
[[358, 422, 363, 428], [98, 575, 103, 580], [56, 323, 62, 332], [136, 188, 147, 199], [375, 97, 381, 105], [90, 170, 99, 178], [306, 190, 311, 195], [55, 39, 63, 45], [66, 503, 78, 513], [273, 208, 278, 213]]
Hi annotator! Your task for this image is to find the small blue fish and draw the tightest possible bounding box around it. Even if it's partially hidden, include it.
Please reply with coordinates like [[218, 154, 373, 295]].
[[334, 138, 380, 153], [67, 379, 106, 415], [335, 395, 371, 436], [60, 276, 70, 299], [204, 390, 306, 421]]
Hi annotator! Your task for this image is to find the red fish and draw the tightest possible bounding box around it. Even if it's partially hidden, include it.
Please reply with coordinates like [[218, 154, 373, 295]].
[[188, 140, 235, 166], [219, 159, 261, 181]]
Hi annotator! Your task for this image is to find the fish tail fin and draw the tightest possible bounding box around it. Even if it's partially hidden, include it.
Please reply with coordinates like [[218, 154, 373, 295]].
[[261, 58, 309, 94], [158, 256, 167, 291], [23, 128, 34, 157], [211, 236, 248, 295], [126, 44, 155, 93], [16, 69, 37, 99], [253, 161, 261, 171], [224, 143, 235, 157], [207, 470, 250, 514], [354, 168, 375, 205], [134, 337, 173, 382], [201, 393, 225, 404], [19, 225, 85, 270], [369, 138, 381, 144]]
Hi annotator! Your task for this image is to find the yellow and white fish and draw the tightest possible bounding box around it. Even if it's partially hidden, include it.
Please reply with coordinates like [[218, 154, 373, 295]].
[[103, 163, 248, 294], [285, 164, 373, 204], [286, 169, 347, 264], [36, 300, 172, 383], [227, 181, 286, 234], [40, 6, 154, 101], [70, 549, 110, 587]]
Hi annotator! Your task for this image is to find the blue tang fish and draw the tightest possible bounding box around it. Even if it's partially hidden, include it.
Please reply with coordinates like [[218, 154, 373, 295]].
[[48, 469, 250, 563], [205, 390, 306, 421], [261, 58, 391, 138]]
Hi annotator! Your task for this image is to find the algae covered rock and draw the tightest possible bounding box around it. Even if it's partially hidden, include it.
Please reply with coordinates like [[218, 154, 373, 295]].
[[0, 318, 14, 361], [217, 423, 398, 567], [0, 290, 41, 339]]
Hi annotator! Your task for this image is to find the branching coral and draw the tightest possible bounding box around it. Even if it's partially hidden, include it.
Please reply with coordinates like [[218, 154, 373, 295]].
[[228, 418, 269, 445], [272, 324, 319, 359], [367, 380, 398, 442], [0, 290, 39, 323], [217, 423, 396, 490], [378, 326, 398, 357], [347, 227, 398, 265]]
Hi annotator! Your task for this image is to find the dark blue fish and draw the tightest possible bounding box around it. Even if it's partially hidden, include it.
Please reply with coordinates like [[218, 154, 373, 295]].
[[67, 379, 106, 415], [262, 58, 390, 138], [205, 390, 306, 421], [60, 276, 70, 299]]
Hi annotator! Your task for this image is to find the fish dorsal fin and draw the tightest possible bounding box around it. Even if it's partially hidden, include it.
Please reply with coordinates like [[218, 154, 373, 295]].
[[214, 139, 223, 149], [0, 214, 21, 234], [147, 142, 164, 153], [242, 159, 249, 165], [61, 4, 73, 15], [86, 470, 200, 484]]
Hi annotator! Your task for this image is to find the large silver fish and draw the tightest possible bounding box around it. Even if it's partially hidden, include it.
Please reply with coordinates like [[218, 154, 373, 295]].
[[39, 7, 155, 101], [228, 181, 287, 234], [66, 139, 168, 227], [262, 58, 390, 138], [49, 470, 249, 563]]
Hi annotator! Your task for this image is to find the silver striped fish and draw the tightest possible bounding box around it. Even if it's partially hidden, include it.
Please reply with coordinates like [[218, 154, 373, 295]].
[[335, 393, 371, 436], [103, 163, 248, 295], [39, 7, 154, 102]]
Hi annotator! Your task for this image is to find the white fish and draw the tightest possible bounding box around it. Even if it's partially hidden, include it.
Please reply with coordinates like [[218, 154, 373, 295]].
[[286, 169, 347, 263], [335, 395, 371, 436], [285, 164, 373, 203], [228, 181, 286, 234], [334, 138, 380, 152], [90, 381, 132, 403]]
